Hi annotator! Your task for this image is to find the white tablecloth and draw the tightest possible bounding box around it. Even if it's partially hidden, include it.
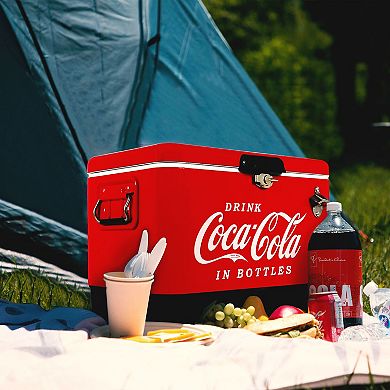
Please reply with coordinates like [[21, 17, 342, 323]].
[[1, 323, 390, 390]]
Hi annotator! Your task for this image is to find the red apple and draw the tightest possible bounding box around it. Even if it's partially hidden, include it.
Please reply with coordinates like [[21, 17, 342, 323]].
[[269, 305, 304, 320]]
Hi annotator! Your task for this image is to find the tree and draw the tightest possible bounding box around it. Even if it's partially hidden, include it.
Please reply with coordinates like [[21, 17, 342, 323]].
[[304, 0, 390, 165], [203, 0, 342, 160]]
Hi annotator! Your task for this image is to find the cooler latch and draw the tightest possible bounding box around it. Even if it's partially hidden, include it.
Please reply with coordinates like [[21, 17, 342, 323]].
[[239, 154, 285, 189], [253, 173, 278, 189]]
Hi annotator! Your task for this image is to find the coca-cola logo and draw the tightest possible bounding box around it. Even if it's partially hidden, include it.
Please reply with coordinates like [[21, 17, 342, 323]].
[[194, 211, 306, 264], [312, 310, 325, 332]]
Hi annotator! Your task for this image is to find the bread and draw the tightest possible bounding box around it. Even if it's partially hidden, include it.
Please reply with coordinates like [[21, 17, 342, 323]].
[[245, 313, 322, 339]]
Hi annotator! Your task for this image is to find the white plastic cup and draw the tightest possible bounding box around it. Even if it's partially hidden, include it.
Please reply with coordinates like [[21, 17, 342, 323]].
[[104, 272, 153, 337]]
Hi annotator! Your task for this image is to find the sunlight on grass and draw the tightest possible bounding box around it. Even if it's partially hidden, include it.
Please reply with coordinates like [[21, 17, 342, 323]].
[[0, 269, 90, 310], [332, 164, 390, 312]]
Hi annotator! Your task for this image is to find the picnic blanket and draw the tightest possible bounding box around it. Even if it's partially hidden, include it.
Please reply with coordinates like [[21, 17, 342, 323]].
[[0, 299, 104, 331], [1, 300, 390, 389]]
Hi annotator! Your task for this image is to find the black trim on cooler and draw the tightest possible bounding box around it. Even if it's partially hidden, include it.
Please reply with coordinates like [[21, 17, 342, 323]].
[[91, 284, 309, 324]]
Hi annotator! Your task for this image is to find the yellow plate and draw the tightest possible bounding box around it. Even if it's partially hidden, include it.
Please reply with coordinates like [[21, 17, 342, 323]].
[[90, 322, 214, 345]]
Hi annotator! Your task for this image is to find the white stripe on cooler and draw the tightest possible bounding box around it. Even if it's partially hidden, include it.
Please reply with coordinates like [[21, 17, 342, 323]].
[[88, 161, 329, 180]]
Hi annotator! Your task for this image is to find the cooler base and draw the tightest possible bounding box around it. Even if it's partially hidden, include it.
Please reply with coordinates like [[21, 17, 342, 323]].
[[91, 284, 309, 324]]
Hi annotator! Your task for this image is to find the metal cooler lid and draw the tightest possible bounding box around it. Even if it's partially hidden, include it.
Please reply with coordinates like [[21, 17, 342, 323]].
[[87, 143, 329, 177]]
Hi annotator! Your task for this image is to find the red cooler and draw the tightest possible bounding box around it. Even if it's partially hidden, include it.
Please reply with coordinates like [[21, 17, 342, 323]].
[[87, 143, 329, 323]]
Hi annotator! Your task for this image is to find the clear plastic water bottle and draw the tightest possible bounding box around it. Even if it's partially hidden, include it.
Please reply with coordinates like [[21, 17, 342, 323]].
[[363, 281, 390, 330], [338, 281, 390, 342]]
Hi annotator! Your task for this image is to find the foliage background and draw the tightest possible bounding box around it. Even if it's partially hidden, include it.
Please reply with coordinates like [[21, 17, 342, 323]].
[[203, 0, 390, 311], [203, 0, 342, 161]]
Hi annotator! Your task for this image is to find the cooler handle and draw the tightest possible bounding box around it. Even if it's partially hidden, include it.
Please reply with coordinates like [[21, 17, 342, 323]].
[[93, 193, 133, 226], [239, 154, 286, 175]]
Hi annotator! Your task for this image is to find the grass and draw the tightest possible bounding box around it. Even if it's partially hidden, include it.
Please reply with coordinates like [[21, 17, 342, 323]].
[[0, 268, 90, 311], [0, 164, 388, 315], [331, 164, 390, 313]]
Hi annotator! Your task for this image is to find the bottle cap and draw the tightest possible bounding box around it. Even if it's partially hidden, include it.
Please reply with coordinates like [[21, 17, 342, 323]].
[[363, 281, 378, 297], [326, 202, 342, 212]]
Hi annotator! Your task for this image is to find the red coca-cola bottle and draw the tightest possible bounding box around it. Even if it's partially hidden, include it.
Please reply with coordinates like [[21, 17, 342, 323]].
[[308, 202, 363, 328]]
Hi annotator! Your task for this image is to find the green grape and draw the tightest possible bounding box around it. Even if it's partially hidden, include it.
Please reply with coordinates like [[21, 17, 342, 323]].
[[237, 315, 245, 325], [246, 306, 255, 316], [224, 303, 234, 316], [204, 302, 263, 328], [224, 316, 234, 328], [215, 320, 224, 328], [243, 312, 251, 322], [215, 311, 225, 321]]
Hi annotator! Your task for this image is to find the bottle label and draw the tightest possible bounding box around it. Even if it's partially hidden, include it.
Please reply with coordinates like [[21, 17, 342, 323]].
[[309, 249, 363, 319], [378, 304, 390, 329]]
